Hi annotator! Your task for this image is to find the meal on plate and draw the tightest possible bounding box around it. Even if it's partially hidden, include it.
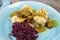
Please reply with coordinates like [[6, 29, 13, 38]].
[[9, 5, 57, 40]]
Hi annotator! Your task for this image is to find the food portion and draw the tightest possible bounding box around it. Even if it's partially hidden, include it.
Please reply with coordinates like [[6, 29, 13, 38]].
[[34, 16, 47, 26], [12, 22, 38, 40], [9, 5, 57, 40]]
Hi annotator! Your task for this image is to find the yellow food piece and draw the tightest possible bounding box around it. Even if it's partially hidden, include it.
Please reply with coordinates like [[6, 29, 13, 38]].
[[17, 17, 26, 22], [21, 5, 32, 13], [10, 16, 26, 23], [34, 16, 46, 26], [36, 8, 47, 15], [51, 20, 57, 27], [46, 20, 52, 28], [46, 19, 57, 28], [34, 26, 46, 33], [36, 8, 48, 19], [10, 16, 17, 23], [41, 8, 48, 15], [34, 22, 40, 27]]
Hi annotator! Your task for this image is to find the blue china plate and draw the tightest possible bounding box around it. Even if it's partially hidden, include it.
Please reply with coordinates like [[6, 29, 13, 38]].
[[0, 1, 60, 40]]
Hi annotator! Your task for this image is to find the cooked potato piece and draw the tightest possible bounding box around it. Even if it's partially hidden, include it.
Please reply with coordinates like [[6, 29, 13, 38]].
[[10, 16, 26, 23], [36, 8, 48, 19], [34, 16, 46, 26]]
